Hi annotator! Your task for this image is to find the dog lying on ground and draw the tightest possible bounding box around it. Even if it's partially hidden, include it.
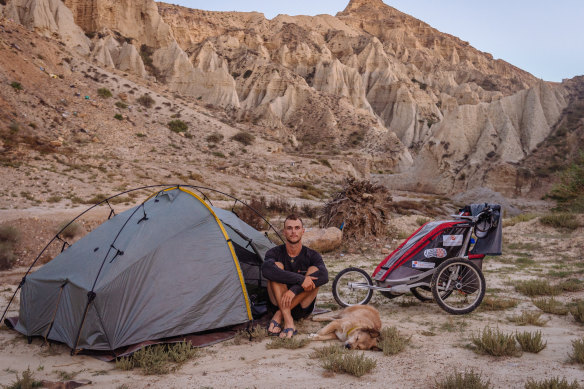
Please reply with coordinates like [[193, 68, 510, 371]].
[[310, 305, 382, 350]]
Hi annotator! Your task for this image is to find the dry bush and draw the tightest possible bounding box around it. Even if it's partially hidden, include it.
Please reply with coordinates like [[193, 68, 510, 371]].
[[231, 325, 268, 345], [310, 345, 376, 377], [234, 197, 270, 230], [515, 330, 547, 353], [471, 327, 521, 357], [265, 337, 309, 349], [540, 213, 580, 230], [231, 131, 254, 146], [568, 337, 584, 365], [558, 278, 584, 292], [533, 297, 569, 315], [435, 369, 492, 389], [503, 213, 538, 227], [319, 179, 394, 242], [515, 280, 559, 297], [115, 341, 199, 375], [480, 296, 519, 311], [0, 225, 19, 270], [268, 197, 297, 215], [524, 377, 581, 389], [508, 311, 547, 326], [571, 301, 584, 324], [5, 367, 43, 389], [378, 326, 410, 356], [56, 221, 83, 239]]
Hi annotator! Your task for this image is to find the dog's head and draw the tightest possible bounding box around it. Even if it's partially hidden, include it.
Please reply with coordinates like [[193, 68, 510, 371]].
[[344, 328, 381, 351]]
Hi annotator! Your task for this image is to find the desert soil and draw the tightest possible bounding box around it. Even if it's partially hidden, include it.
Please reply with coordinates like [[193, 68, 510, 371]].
[[0, 210, 583, 388]]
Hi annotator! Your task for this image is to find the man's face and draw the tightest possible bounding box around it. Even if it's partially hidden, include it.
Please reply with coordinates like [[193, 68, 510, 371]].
[[283, 219, 304, 244]]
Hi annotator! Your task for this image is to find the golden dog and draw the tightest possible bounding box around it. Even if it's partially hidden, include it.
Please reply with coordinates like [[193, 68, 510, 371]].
[[310, 305, 381, 350]]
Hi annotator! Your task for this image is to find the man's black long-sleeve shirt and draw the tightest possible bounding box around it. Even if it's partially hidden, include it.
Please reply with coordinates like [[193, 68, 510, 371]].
[[261, 245, 328, 295]]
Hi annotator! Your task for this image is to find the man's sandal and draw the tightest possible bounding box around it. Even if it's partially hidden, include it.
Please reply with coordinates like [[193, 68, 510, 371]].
[[267, 320, 281, 336], [279, 328, 298, 339]]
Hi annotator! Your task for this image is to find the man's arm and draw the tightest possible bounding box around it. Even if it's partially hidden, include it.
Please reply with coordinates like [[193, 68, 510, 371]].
[[262, 258, 305, 286], [307, 250, 329, 288]]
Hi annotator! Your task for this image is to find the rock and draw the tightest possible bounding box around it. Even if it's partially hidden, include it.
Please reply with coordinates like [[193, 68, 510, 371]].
[[118, 93, 128, 101], [49, 140, 62, 147], [302, 227, 342, 253], [381, 247, 390, 254]]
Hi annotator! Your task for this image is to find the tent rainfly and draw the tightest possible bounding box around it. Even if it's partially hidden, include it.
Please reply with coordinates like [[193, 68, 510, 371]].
[[11, 187, 275, 353]]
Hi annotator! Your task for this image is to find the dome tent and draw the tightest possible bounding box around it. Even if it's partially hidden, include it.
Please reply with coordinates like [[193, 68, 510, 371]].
[[7, 186, 276, 354]]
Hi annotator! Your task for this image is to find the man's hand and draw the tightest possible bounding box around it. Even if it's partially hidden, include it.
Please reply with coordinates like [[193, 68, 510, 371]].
[[301, 275, 318, 291], [280, 290, 295, 309]]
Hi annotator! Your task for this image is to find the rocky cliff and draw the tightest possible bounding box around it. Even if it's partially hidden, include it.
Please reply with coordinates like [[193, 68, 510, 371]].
[[2, 0, 576, 196]]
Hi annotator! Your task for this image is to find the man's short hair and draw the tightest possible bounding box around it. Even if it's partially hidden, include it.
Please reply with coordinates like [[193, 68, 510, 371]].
[[284, 214, 303, 227]]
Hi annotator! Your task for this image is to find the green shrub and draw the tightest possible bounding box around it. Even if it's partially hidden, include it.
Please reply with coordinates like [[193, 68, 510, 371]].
[[231, 131, 254, 146], [137, 94, 155, 108], [115, 101, 128, 109], [524, 377, 581, 389], [10, 81, 23, 91], [168, 120, 188, 133], [378, 326, 410, 356], [116, 341, 199, 375], [515, 330, 547, 353], [471, 327, 520, 357], [571, 301, 584, 324], [568, 337, 584, 364], [435, 369, 492, 389], [113, 114, 123, 120], [97, 87, 113, 98], [508, 310, 547, 326], [515, 279, 559, 297], [547, 153, 584, 212], [533, 297, 569, 315], [540, 213, 580, 230]]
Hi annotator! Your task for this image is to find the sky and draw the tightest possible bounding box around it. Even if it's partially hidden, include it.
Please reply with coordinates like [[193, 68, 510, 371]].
[[165, 1, 583, 82]]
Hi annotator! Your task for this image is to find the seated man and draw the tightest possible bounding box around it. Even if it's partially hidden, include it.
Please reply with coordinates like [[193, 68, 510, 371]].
[[262, 214, 328, 338]]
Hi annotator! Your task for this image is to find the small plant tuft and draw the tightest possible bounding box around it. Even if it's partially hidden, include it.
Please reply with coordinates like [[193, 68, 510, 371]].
[[311, 345, 376, 377], [56, 221, 82, 239], [206, 132, 224, 143], [378, 326, 410, 356], [524, 377, 581, 389], [6, 367, 43, 389], [568, 337, 584, 365], [97, 87, 113, 98], [116, 341, 199, 375], [508, 310, 547, 326], [265, 336, 309, 350], [435, 369, 492, 389], [480, 296, 519, 311], [515, 279, 559, 297], [532, 297, 569, 315], [10, 81, 23, 91], [168, 119, 188, 133], [115, 101, 128, 109], [571, 301, 584, 324], [137, 94, 155, 108], [540, 213, 580, 230], [0, 225, 20, 270], [471, 327, 520, 357], [515, 330, 547, 353], [231, 131, 255, 146], [113, 114, 123, 120]]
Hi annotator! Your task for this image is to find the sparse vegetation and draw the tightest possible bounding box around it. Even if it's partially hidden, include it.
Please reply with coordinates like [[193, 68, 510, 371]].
[[115, 101, 128, 109], [515, 330, 547, 353], [547, 152, 584, 212], [515, 279, 559, 297], [231, 325, 267, 345], [56, 221, 82, 240], [480, 296, 519, 311], [571, 301, 584, 324], [471, 327, 520, 357], [508, 311, 547, 326], [503, 213, 538, 227], [0, 225, 20, 270], [231, 131, 255, 146], [168, 119, 188, 133], [568, 337, 584, 365], [265, 336, 309, 349], [435, 369, 492, 389], [533, 297, 569, 315], [137, 94, 155, 108], [206, 132, 224, 143], [558, 278, 584, 292], [114, 342, 199, 375], [5, 367, 43, 389], [114, 114, 123, 120], [10, 81, 23, 91], [524, 377, 581, 389], [540, 213, 581, 230], [97, 87, 113, 98], [310, 345, 376, 377], [378, 326, 410, 356]]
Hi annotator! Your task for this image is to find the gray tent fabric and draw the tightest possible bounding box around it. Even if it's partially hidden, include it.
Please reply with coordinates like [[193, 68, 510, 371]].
[[13, 188, 275, 352]]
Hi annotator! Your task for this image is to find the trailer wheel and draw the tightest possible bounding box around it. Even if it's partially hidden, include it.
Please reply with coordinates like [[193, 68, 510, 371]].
[[332, 267, 373, 307], [431, 258, 485, 314], [411, 286, 433, 302]]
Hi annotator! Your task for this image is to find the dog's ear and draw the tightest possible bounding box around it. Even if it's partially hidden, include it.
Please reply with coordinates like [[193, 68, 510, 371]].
[[365, 328, 380, 338]]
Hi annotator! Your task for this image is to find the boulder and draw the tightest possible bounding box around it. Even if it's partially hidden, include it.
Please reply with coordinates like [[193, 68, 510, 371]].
[[303, 227, 342, 253]]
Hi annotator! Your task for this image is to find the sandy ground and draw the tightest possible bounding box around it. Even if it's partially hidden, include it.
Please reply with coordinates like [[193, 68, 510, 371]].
[[1, 212, 584, 388]]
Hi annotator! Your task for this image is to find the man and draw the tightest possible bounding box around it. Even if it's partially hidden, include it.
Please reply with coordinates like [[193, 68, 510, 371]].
[[262, 214, 328, 338]]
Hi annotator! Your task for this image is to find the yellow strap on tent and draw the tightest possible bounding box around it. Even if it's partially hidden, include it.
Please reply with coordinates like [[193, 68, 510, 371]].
[[173, 187, 253, 320]]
